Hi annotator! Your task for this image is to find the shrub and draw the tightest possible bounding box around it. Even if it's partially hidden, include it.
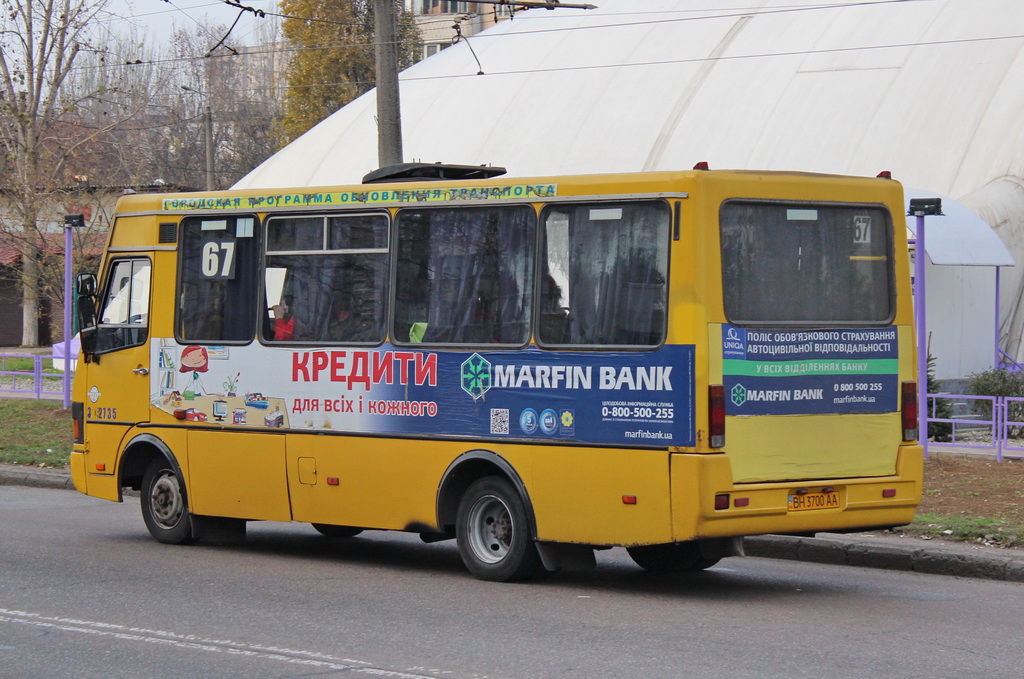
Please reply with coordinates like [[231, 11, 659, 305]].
[[967, 367, 1024, 437], [927, 354, 952, 442]]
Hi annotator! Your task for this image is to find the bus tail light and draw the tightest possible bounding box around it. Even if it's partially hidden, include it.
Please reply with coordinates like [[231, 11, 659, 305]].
[[709, 385, 726, 448], [901, 381, 918, 441], [72, 401, 85, 444]]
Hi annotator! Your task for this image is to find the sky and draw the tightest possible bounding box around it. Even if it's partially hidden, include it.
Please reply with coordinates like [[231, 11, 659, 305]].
[[101, 0, 280, 48]]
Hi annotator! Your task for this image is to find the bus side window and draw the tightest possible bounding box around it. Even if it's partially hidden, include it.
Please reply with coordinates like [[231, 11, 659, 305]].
[[393, 205, 535, 347], [92, 258, 151, 353], [262, 213, 388, 345], [539, 201, 670, 348]]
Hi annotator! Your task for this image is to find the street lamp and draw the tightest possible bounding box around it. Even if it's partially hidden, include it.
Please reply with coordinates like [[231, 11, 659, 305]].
[[182, 86, 214, 191], [62, 210, 86, 409], [908, 196, 943, 457]]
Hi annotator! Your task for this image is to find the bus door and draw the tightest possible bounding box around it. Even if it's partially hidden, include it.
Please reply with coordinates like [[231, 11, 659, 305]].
[[79, 257, 153, 493]]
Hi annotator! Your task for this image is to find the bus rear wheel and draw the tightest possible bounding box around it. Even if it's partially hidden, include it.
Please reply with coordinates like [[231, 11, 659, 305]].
[[627, 542, 721, 573], [456, 476, 542, 582], [140, 458, 196, 545], [311, 524, 363, 538]]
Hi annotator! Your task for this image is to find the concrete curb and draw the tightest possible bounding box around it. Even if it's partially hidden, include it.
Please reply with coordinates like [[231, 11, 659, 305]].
[[4, 463, 1023, 582], [0, 463, 75, 490], [745, 534, 1024, 583]]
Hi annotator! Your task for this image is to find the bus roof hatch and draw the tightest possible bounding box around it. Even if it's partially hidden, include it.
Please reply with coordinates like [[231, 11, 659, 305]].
[[362, 162, 507, 184]]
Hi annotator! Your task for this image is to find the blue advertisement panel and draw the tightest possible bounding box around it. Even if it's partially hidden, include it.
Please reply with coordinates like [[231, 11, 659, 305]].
[[721, 325, 899, 416], [150, 340, 696, 447]]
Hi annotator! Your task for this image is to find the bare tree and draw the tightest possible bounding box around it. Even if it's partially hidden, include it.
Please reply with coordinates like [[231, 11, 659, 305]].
[[0, 5, 288, 345], [88, 19, 287, 191], [61, 30, 179, 186], [0, 0, 109, 346], [170, 19, 287, 189]]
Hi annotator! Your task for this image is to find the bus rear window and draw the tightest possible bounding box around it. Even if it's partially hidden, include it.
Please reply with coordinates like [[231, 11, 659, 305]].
[[720, 201, 894, 325]]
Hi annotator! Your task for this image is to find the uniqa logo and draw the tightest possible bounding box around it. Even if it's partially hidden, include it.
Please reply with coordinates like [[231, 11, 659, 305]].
[[731, 383, 747, 407], [461, 353, 492, 401], [723, 326, 746, 356]]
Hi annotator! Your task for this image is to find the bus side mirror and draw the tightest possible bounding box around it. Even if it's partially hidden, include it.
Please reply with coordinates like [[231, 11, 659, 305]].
[[76, 272, 97, 296], [76, 274, 99, 360]]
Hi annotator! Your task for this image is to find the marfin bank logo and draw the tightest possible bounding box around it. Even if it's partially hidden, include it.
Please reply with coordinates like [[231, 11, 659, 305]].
[[731, 383, 747, 407], [461, 353, 492, 401], [723, 325, 747, 359]]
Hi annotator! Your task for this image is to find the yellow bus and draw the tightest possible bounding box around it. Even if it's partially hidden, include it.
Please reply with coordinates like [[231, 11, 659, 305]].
[[70, 164, 922, 581]]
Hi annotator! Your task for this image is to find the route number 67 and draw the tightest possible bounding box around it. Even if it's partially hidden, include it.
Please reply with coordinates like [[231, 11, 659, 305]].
[[201, 241, 236, 279], [853, 216, 872, 244]]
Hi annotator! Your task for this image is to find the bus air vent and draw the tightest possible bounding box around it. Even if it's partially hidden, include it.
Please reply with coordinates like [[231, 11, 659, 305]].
[[158, 222, 178, 243]]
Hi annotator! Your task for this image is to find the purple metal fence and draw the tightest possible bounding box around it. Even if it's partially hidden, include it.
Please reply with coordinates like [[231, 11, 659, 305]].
[[927, 393, 1024, 461], [0, 353, 63, 400], [1000, 396, 1024, 458]]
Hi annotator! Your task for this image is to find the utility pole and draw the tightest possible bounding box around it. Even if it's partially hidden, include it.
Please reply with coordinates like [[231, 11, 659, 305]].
[[370, 1, 594, 169], [183, 86, 215, 190], [374, 0, 403, 167], [204, 104, 214, 191]]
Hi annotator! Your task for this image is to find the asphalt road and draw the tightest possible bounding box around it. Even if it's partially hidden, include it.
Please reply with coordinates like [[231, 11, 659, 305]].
[[2, 486, 1023, 679]]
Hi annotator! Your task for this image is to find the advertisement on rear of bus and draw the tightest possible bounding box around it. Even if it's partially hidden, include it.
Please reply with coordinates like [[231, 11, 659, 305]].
[[150, 339, 696, 447], [720, 324, 899, 416]]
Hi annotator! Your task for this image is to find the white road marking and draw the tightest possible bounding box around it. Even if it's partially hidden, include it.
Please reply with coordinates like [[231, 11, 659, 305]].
[[0, 607, 438, 678]]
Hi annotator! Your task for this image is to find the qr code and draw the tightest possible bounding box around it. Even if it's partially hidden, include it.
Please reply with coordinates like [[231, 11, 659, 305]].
[[490, 408, 510, 435]]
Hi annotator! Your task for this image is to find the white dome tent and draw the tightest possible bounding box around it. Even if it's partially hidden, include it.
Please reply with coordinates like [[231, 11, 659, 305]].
[[236, 0, 1024, 379]]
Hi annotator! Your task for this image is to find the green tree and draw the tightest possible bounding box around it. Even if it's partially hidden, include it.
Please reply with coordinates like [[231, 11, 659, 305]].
[[278, 0, 420, 144]]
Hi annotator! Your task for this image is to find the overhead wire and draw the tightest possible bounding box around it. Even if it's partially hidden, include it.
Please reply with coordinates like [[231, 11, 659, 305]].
[[96, 0, 932, 55], [71, 0, 1005, 100]]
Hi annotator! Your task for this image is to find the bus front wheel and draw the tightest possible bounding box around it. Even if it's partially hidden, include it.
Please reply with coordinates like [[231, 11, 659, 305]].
[[627, 542, 720, 573], [456, 476, 542, 582], [140, 458, 196, 545]]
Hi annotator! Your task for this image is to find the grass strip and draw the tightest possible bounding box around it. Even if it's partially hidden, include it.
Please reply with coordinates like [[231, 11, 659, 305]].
[[0, 399, 71, 467], [897, 512, 1024, 548]]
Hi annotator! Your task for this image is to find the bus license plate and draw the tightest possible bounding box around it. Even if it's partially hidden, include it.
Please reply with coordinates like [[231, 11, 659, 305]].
[[788, 492, 841, 512]]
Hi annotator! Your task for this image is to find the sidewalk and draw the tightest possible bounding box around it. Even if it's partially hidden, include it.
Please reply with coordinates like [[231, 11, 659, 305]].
[[3, 462, 1023, 582]]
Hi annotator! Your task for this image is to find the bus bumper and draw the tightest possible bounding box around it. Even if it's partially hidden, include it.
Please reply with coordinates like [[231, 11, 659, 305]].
[[69, 449, 121, 502], [670, 444, 924, 541], [70, 451, 87, 494]]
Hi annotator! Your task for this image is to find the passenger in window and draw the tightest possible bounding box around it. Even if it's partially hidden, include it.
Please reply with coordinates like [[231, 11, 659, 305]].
[[327, 296, 373, 343], [272, 296, 295, 340], [539, 274, 569, 344]]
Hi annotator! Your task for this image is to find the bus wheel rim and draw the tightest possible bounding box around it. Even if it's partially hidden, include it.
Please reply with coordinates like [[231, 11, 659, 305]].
[[467, 494, 513, 564], [151, 471, 184, 529]]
